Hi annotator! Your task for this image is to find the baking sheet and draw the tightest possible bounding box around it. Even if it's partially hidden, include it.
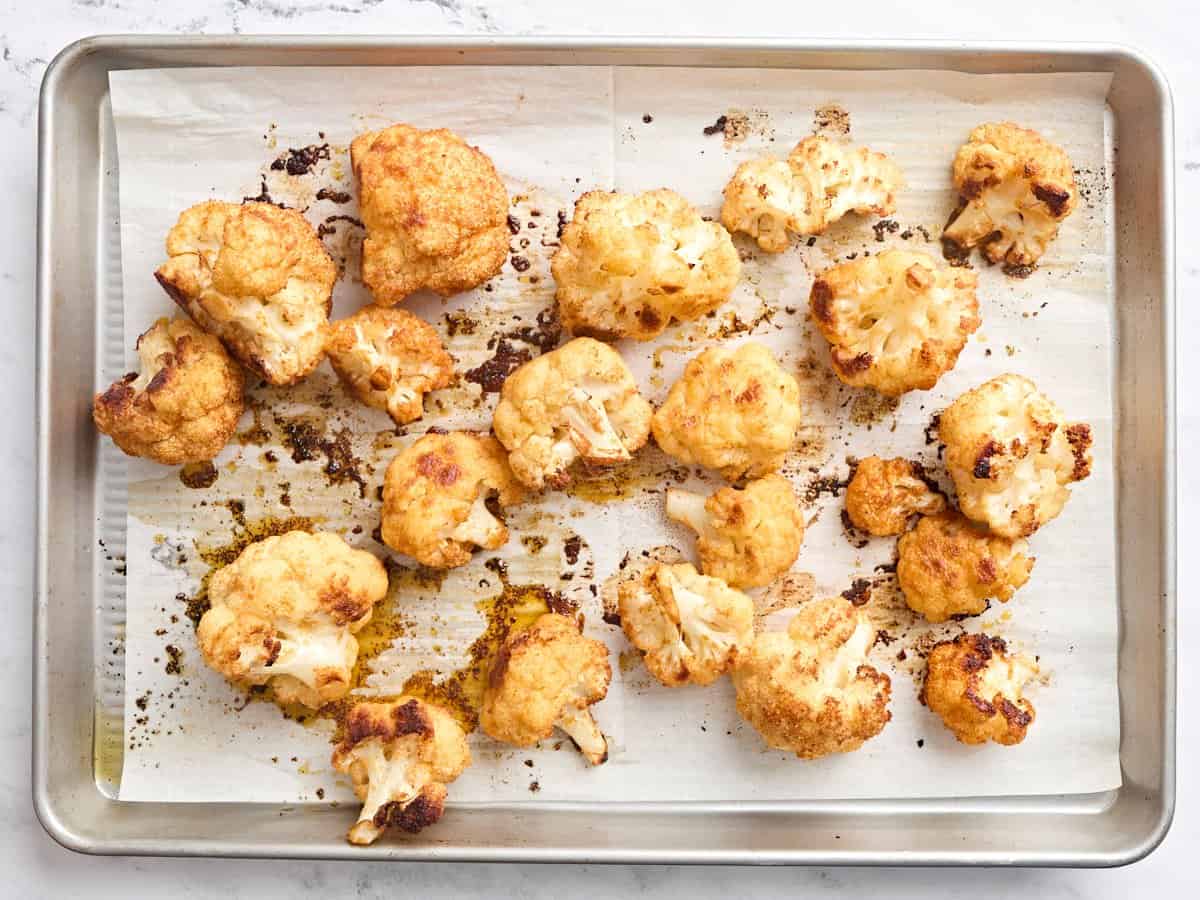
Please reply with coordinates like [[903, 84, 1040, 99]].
[[108, 65, 1120, 804]]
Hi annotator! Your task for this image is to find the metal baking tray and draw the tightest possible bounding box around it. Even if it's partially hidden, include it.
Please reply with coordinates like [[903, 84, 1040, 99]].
[[34, 36, 1175, 864]]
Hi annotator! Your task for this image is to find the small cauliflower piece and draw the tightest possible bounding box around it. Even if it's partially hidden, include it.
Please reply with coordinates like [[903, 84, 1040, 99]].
[[652, 343, 802, 481], [732, 596, 892, 758], [939, 374, 1092, 538], [491, 337, 652, 490], [155, 200, 336, 386], [844, 456, 946, 536], [351, 125, 509, 303], [551, 189, 741, 341], [196, 530, 388, 709], [331, 697, 470, 845], [665, 474, 804, 589], [93, 316, 244, 464], [810, 250, 980, 396], [921, 633, 1037, 745], [721, 135, 903, 252], [479, 613, 612, 765], [942, 122, 1078, 269]]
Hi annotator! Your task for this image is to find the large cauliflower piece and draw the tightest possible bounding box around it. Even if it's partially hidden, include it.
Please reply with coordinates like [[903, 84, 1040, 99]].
[[196, 530, 388, 709], [351, 124, 509, 303], [93, 316, 244, 465], [380, 431, 526, 568], [732, 596, 892, 758], [939, 374, 1092, 538], [652, 343, 802, 481], [491, 337, 652, 490], [155, 200, 336, 386], [810, 250, 980, 396], [844, 456, 946, 536], [551, 189, 741, 341], [721, 135, 903, 252], [942, 122, 1078, 269], [665, 474, 804, 589], [920, 633, 1037, 745], [897, 511, 1034, 623], [331, 697, 470, 845], [479, 613, 612, 765]]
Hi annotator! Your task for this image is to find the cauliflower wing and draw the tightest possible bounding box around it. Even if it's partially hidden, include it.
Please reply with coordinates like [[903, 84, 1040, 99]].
[[491, 337, 652, 490], [155, 200, 335, 386], [920, 633, 1037, 745], [196, 530, 388, 708], [810, 250, 980, 396], [551, 189, 741, 341], [939, 374, 1092, 538], [93, 316, 244, 465], [665, 474, 804, 589], [844, 456, 946, 536], [331, 697, 470, 845], [351, 125, 509, 303]]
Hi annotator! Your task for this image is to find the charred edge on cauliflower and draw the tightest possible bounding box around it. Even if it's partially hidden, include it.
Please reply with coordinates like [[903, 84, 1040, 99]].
[[919, 633, 1037, 745]]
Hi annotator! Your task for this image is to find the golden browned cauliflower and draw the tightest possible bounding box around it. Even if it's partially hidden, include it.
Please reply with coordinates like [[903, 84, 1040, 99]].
[[551, 189, 741, 341], [920, 633, 1038, 745], [942, 122, 1078, 269], [810, 250, 980, 396], [491, 337, 652, 490], [92, 317, 244, 465], [351, 124, 509, 303], [652, 343, 802, 481], [939, 374, 1092, 538], [380, 431, 526, 568], [732, 596, 892, 758], [479, 613, 612, 765], [155, 200, 336, 386], [326, 306, 454, 425], [896, 510, 1034, 623], [331, 697, 470, 845], [844, 456, 946, 537], [721, 135, 903, 252], [616, 562, 754, 687], [196, 530, 388, 709], [665, 475, 804, 589]]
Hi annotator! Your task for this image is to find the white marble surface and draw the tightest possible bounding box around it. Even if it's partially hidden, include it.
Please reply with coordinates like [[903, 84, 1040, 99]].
[[1, 0, 1194, 895]]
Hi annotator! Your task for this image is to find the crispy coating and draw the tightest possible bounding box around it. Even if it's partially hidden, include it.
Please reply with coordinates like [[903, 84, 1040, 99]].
[[920, 633, 1037, 745], [380, 431, 526, 568], [196, 530, 388, 709], [155, 200, 335, 386], [939, 374, 1092, 538], [93, 316, 244, 465], [844, 456, 947, 537], [665, 474, 805, 589], [351, 125, 508, 303], [652, 343, 802, 481], [810, 250, 980, 396], [491, 337, 652, 490], [732, 596, 892, 759], [721, 135, 903, 252], [551, 189, 741, 341]]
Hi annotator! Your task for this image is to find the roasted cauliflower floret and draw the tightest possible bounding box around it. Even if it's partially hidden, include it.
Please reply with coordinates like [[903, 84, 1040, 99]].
[[721, 135, 903, 252], [93, 316, 244, 464], [732, 596, 892, 758], [810, 250, 980, 396], [844, 456, 946, 537], [652, 343, 802, 481], [155, 200, 335, 386], [479, 613, 612, 765], [196, 530, 388, 708], [331, 697, 470, 845], [939, 374, 1092, 538], [491, 337, 652, 490], [666, 474, 804, 589], [551, 189, 741, 341], [351, 124, 509, 303], [942, 122, 1078, 269], [380, 431, 526, 568], [920, 633, 1037, 745]]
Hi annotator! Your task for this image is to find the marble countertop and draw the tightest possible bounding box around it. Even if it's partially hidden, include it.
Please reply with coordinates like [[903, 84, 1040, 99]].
[[2, 0, 1194, 896]]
